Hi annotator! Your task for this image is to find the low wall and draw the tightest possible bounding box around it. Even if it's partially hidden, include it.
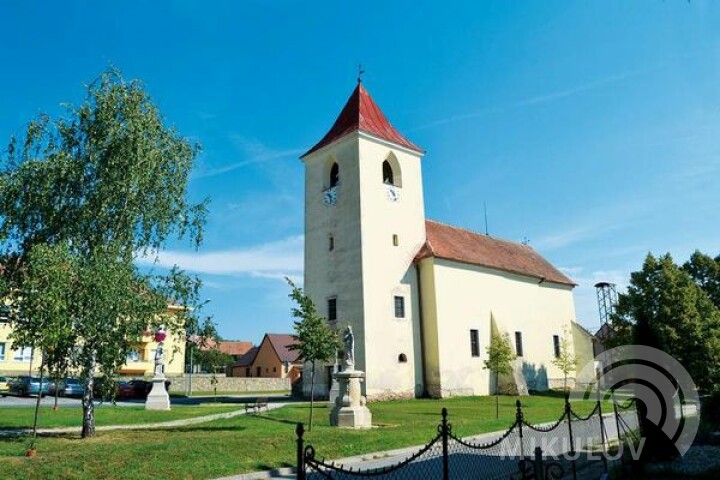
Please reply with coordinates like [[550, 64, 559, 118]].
[[167, 375, 290, 393]]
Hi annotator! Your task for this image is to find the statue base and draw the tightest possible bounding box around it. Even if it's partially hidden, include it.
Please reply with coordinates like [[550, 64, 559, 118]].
[[145, 376, 171, 411], [329, 369, 372, 428]]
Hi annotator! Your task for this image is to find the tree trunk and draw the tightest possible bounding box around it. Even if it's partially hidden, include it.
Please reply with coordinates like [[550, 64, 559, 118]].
[[495, 371, 499, 419], [309, 361, 316, 431], [32, 356, 45, 439], [81, 360, 96, 438]]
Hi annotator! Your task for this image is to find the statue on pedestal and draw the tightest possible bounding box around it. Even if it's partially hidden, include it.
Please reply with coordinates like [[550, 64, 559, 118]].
[[146, 326, 171, 411], [342, 326, 355, 369]]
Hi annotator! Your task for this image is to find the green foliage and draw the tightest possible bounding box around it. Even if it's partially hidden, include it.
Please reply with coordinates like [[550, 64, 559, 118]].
[[551, 328, 578, 391], [194, 347, 234, 374], [683, 250, 720, 309], [286, 277, 340, 430], [484, 332, 514, 377], [287, 279, 340, 366], [0, 69, 209, 437], [611, 253, 720, 392]]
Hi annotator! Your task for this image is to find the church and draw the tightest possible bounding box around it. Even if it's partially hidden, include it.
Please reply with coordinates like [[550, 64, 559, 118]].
[[301, 81, 594, 400]]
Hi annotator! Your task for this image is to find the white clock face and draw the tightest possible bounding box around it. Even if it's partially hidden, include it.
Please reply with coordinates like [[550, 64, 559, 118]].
[[386, 185, 400, 202], [322, 187, 337, 206]]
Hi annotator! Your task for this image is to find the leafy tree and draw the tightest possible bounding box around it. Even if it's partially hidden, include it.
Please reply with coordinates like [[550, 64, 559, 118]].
[[194, 346, 234, 374], [0, 69, 208, 437], [286, 278, 340, 431], [484, 332, 514, 418], [683, 251, 720, 309], [551, 328, 578, 391], [612, 253, 720, 393]]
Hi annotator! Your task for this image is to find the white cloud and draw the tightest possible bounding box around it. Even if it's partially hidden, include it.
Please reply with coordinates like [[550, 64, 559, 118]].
[[138, 235, 304, 280], [193, 136, 303, 179], [412, 66, 658, 132]]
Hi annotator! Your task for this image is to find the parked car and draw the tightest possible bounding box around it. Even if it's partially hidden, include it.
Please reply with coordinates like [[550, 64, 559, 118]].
[[117, 381, 136, 399], [8, 376, 52, 397], [129, 379, 171, 399], [55, 378, 85, 397], [0, 376, 9, 397]]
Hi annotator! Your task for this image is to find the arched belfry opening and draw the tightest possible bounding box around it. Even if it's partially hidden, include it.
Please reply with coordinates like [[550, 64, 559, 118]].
[[329, 162, 340, 188], [382, 161, 394, 185], [382, 155, 402, 187]]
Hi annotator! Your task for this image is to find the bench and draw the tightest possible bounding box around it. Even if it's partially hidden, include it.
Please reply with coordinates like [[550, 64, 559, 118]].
[[245, 397, 269, 414]]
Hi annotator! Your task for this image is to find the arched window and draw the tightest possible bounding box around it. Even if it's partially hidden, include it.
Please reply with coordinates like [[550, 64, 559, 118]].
[[382, 160, 394, 185], [398, 353, 407, 363], [330, 162, 340, 188]]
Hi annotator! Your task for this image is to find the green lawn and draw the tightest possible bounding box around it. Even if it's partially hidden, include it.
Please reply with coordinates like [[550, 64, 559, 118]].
[[0, 405, 243, 430], [0, 395, 603, 480]]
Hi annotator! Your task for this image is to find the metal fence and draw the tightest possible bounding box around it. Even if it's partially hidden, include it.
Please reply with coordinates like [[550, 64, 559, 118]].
[[296, 394, 639, 480]]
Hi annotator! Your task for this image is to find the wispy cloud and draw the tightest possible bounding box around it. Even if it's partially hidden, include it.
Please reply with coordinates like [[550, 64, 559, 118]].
[[413, 66, 656, 131], [193, 136, 303, 179], [138, 235, 304, 281]]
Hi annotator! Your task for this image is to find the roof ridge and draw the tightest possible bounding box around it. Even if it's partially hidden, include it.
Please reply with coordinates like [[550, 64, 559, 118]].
[[425, 219, 532, 250]]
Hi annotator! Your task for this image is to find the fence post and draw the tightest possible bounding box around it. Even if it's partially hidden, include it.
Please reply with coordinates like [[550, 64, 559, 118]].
[[296, 422, 306, 480], [564, 393, 577, 480], [597, 399, 608, 472], [534, 446, 545, 480], [516, 399, 524, 460], [441, 407, 450, 480]]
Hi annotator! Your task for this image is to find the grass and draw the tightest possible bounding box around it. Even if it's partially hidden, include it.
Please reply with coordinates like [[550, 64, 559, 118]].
[[0, 394, 604, 480], [0, 405, 243, 429]]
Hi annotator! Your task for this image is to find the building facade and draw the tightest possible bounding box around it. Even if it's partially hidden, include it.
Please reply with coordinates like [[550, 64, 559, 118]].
[[0, 306, 185, 377], [302, 82, 594, 400], [232, 334, 302, 381]]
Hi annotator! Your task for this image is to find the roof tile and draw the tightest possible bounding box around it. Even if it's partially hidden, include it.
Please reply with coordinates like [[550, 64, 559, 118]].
[[417, 220, 576, 287]]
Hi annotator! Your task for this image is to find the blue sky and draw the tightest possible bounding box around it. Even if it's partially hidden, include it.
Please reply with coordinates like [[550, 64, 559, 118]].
[[2, 1, 719, 344]]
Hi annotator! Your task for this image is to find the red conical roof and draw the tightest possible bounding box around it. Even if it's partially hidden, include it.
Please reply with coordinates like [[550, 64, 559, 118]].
[[302, 83, 423, 158]]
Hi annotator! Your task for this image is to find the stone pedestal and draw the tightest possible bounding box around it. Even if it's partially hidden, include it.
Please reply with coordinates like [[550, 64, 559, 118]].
[[145, 376, 171, 411], [329, 369, 372, 428]]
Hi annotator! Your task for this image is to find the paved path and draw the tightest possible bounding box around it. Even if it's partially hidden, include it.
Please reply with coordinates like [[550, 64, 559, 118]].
[[216, 412, 639, 479], [0, 402, 287, 437]]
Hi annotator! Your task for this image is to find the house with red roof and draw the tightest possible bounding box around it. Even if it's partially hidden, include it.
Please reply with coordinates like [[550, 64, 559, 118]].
[[300, 81, 594, 400], [231, 334, 302, 381]]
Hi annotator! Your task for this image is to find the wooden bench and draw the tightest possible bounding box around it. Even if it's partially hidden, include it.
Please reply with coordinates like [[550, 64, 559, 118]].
[[245, 397, 269, 414]]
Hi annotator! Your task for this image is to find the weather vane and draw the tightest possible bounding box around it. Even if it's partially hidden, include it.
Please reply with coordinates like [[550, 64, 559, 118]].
[[358, 64, 365, 84]]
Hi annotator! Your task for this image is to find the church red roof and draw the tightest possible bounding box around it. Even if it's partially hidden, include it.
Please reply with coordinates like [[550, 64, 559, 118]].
[[302, 83, 423, 158], [416, 220, 576, 287]]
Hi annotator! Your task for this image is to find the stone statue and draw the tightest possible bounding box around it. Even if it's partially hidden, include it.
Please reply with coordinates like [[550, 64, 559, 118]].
[[343, 326, 355, 369], [154, 342, 164, 377]]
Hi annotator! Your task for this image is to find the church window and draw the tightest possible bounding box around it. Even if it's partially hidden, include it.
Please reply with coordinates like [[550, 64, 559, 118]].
[[398, 353, 407, 363], [256, 366, 261, 377], [328, 297, 337, 321], [330, 162, 340, 188], [470, 330, 480, 357], [383, 160, 395, 185], [394, 296, 405, 318], [553, 335, 561, 358], [515, 331, 524, 357], [245, 367, 250, 377], [329, 235, 335, 251], [392, 234, 399, 246]]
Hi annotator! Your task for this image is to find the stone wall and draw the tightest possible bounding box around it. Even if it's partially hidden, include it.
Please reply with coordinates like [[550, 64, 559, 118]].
[[167, 374, 290, 393]]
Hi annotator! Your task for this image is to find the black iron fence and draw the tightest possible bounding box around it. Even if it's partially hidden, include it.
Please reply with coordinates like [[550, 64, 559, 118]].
[[296, 394, 640, 480]]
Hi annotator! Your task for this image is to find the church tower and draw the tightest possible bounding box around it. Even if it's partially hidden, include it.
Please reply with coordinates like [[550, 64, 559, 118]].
[[302, 82, 426, 399]]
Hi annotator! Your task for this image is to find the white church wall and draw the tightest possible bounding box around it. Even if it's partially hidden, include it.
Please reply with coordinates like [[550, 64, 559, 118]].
[[302, 135, 367, 397], [425, 258, 578, 397], [356, 135, 426, 400]]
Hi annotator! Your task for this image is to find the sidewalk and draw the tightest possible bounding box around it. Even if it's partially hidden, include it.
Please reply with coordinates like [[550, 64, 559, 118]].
[[0, 402, 287, 437]]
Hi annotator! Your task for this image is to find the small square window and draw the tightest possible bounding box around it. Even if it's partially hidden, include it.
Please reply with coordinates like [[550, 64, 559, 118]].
[[394, 296, 405, 318], [470, 330, 480, 357], [392, 234, 399, 246], [328, 298, 337, 321]]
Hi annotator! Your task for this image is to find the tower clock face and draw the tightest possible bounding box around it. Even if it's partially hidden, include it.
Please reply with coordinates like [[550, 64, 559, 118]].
[[322, 187, 338, 206], [386, 185, 400, 202]]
